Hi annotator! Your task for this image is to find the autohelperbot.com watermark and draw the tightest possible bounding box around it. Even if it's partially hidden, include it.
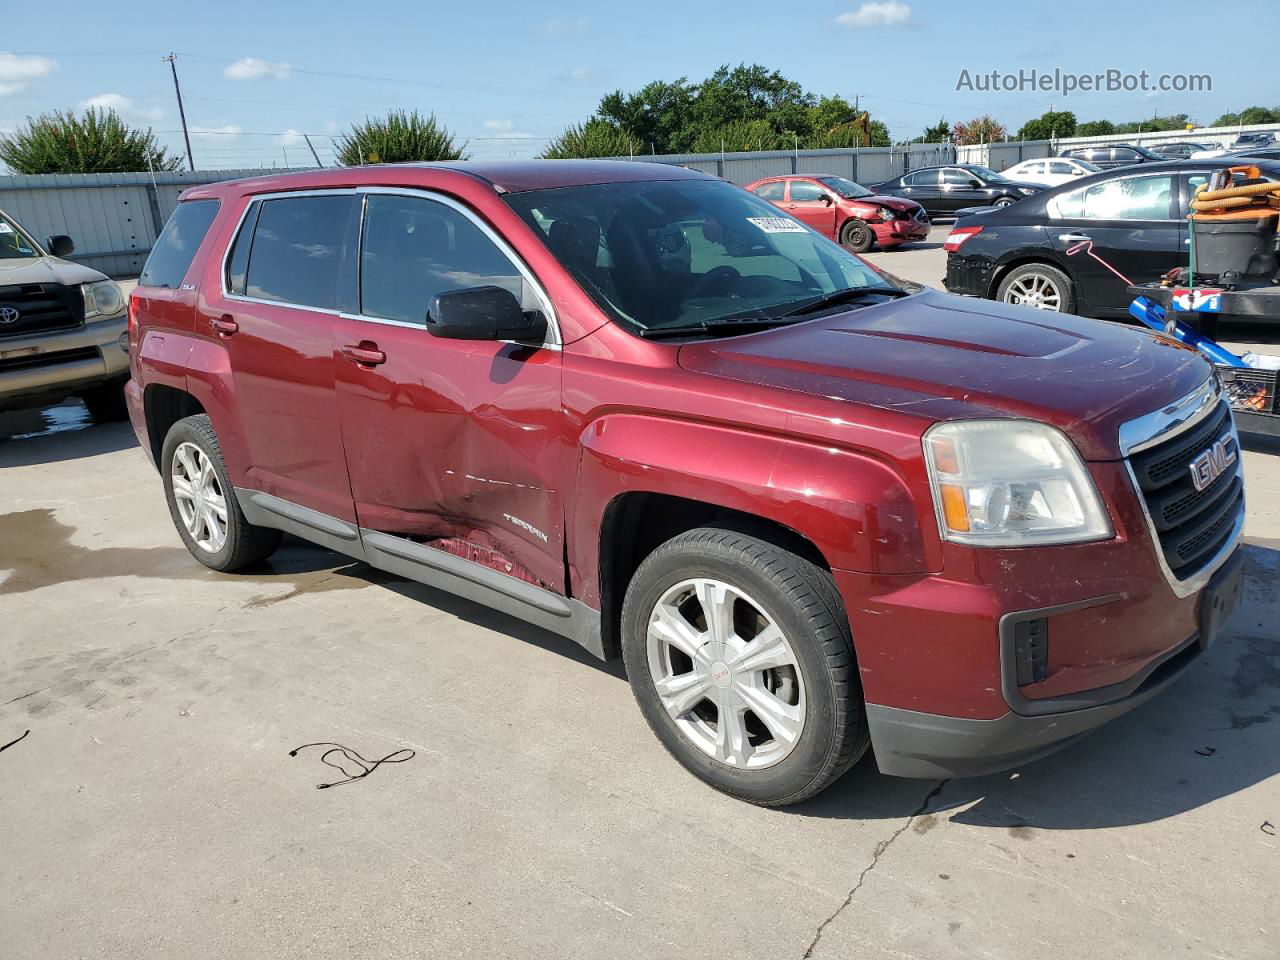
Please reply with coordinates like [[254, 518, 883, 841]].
[[956, 68, 1211, 97]]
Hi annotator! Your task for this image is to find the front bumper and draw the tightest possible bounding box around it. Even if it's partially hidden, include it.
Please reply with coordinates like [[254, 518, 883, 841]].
[[873, 217, 929, 245], [0, 313, 128, 407]]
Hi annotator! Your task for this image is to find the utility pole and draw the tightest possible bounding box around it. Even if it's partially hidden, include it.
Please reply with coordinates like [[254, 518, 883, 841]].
[[303, 134, 323, 167], [163, 53, 195, 171]]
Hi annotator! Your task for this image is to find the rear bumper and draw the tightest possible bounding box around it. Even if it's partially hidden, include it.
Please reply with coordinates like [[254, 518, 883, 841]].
[[0, 314, 128, 407], [943, 254, 995, 296]]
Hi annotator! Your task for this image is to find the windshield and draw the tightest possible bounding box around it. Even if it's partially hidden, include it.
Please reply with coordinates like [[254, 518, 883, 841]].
[[503, 178, 898, 336], [817, 176, 873, 199], [0, 211, 40, 260], [968, 165, 1009, 183]]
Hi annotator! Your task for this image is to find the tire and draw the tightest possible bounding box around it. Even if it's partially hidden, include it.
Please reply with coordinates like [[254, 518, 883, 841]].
[[81, 378, 129, 422], [621, 526, 868, 806], [161, 414, 281, 572], [839, 218, 874, 253], [995, 262, 1076, 313], [993, 197, 1016, 209]]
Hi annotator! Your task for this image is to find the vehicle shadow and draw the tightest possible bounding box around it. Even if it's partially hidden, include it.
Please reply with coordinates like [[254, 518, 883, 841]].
[[0, 404, 138, 466]]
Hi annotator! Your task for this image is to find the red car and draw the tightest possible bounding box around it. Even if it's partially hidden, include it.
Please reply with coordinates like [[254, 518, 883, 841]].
[[744, 174, 929, 252], [126, 161, 1244, 806]]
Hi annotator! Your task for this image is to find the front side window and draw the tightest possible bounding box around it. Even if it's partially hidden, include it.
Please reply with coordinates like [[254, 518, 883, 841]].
[[0, 211, 39, 259], [787, 181, 826, 202], [753, 182, 785, 201], [242, 195, 354, 310], [503, 178, 897, 336], [359, 193, 536, 325], [1050, 175, 1174, 220], [139, 199, 219, 288], [941, 168, 975, 185], [817, 176, 872, 199]]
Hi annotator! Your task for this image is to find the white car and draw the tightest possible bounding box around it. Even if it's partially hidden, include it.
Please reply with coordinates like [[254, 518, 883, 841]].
[[999, 157, 1100, 186]]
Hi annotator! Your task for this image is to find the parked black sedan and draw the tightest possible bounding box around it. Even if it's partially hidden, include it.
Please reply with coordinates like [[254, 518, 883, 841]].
[[1149, 141, 1215, 159], [869, 164, 1044, 216], [943, 158, 1280, 318], [1059, 143, 1166, 170]]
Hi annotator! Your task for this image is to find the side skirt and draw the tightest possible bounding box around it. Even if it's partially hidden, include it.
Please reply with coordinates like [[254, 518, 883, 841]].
[[235, 488, 605, 660]]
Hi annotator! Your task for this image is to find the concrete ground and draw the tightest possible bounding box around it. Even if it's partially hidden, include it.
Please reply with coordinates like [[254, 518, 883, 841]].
[[2, 241, 1277, 959]]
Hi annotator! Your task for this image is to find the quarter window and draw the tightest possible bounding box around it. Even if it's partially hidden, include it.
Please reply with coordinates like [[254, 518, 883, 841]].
[[242, 195, 355, 310], [140, 199, 220, 288], [753, 182, 785, 201], [788, 181, 825, 202], [359, 193, 534, 326]]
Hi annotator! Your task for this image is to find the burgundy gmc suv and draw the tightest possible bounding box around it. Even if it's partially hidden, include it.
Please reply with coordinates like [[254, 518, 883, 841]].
[[126, 161, 1245, 806]]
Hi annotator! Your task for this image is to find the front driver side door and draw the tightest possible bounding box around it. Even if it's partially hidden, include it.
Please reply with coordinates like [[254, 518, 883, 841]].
[[331, 189, 569, 592], [785, 180, 838, 238]]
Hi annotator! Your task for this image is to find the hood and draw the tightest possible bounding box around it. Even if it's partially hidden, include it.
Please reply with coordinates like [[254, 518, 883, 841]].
[[857, 195, 918, 211], [0, 256, 107, 287], [676, 289, 1213, 460]]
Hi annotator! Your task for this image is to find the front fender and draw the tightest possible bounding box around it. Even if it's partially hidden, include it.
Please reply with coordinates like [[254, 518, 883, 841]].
[[572, 413, 938, 606]]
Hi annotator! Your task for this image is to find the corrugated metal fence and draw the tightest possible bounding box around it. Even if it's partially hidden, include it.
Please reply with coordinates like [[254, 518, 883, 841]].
[[0, 148, 954, 279], [0, 168, 311, 278]]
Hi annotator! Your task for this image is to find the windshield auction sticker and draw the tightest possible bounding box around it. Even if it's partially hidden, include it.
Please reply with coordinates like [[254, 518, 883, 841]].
[[746, 217, 807, 234]]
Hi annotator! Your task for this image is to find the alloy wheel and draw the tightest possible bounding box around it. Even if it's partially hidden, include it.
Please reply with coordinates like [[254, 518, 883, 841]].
[[645, 578, 805, 769], [1003, 272, 1064, 311], [171, 441, 228, 553]]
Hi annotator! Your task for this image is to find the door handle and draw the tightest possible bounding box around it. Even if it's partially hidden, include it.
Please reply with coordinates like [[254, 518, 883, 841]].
[[1059, 233, 1091, 244], [209, 314, 238, 336], [341, 343, 386, 366]]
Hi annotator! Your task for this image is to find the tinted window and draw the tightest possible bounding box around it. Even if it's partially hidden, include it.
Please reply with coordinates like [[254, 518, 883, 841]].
[[243, 195, 354, 310], [788, 181, 825, 201], [224, 202, 260, 296], [753, 182, 785, 201], [360, 194, 532, 326], [1054, 175, 1174, 220], [1111, 147, 1139, 160], [903, 170, 937, 186], [941, 168, 975, 185], [1048, 161, 1074, 175], [139, 199, 219, 288]]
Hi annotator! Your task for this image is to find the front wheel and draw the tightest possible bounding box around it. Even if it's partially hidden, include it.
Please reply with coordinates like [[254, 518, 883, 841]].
[[839, 218, 874, 254], [81, 378, 129, 422], [621, 526, 868, 806]]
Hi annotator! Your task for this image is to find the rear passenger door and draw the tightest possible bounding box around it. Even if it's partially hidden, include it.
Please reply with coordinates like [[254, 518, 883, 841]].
[[331, 189, 568, 593], [899, 170, 940, 211], [204, 190, 360, 523]]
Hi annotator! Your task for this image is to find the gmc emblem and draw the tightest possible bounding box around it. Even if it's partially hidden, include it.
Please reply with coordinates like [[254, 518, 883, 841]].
[[1189, 434, 1237, 492]]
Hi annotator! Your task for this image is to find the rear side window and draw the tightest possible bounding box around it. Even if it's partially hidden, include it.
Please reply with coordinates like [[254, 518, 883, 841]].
[[139, 199, 219, 288], [359, 193, 533, 326], [753, 182, 785, 201], [241, 195, 355, 310]]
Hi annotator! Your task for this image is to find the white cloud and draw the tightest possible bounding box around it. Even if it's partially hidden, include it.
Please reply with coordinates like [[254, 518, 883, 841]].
[[540, 17, 589, 35], [79, 93, 164, 121], [554, 66, 596, 86], [323, 119, 341, 134], [277, 128, 305, 146], [223, 57, 291, 81], [0, 52, 57, 96], [190, 123, 242, 138], [835, 1, 912, 28], [483, 119, 513, 131]]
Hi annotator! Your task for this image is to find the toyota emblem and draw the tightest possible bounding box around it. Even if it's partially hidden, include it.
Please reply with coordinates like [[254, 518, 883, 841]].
[[0, 304, 20, 324]]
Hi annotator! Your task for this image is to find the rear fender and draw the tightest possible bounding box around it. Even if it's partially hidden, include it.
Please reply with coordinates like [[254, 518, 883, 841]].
[[571, 413, 936, 606], [183, 337, 252, 485]]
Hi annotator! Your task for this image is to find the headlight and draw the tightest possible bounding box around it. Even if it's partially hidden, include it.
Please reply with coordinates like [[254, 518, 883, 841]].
[[875, 206, 898, 221], [1017, 187, 1036, 196], [82, 279, 124, 320], [923, 420, 1113, 546]]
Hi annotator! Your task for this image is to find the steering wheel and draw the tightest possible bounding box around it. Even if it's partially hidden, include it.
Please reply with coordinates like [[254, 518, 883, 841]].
[[684, 265, 742, 302]]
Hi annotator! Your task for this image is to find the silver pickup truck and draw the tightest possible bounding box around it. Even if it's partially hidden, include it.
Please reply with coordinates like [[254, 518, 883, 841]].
[[1, 206, 129, 419]]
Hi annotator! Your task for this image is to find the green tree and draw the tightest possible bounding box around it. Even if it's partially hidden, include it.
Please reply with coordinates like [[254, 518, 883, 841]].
[[597, 79, 694, 155], [0, 108, 180, 174], [688, 64, 814, 146], [1237, 106, 1280, 125], [1016, 110, 1076, 141], [952, 115, 1007, 146], [539, 119, 636, 159], [1076, 119, 1115, 137], [916, 117, 952, 143], [1113, 113, 1189, 134], [336, 110, 465, 165], [809, 95, 861, 136]]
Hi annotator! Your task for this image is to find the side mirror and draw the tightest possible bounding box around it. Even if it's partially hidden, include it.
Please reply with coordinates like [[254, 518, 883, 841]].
[[968, 179, 983, 189], [46, 234, 74, 258], [426, 285, 547, 342], [820, 194, 834, 205]]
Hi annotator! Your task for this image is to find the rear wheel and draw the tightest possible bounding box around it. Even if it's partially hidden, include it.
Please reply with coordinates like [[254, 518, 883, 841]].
[[161, 414, 281, 572], [621, 526, 868, 806], [993, 196, 1016, 209], [996, 262, 1076, 313], [839, 218, 874, 253]]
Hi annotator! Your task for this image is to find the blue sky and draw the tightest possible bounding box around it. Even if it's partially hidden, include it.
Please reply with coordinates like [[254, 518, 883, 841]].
[[1, 0, 1275, 169]]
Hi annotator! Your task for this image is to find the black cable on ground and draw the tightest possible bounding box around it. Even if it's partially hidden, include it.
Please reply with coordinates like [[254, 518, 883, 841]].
[[0, 729, 30, 754], [289, 741, 415, 789]]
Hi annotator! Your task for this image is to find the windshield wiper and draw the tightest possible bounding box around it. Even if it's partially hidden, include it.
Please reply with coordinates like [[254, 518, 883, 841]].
[[637, 316, 804, 340], [775, 285, 909, 319]]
